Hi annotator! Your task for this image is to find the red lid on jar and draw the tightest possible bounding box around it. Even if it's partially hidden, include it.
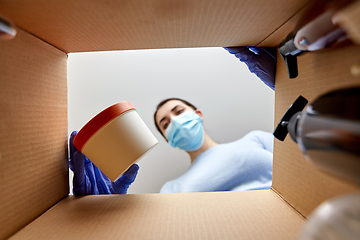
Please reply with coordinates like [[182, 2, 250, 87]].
[[73, 101, 136, 151]]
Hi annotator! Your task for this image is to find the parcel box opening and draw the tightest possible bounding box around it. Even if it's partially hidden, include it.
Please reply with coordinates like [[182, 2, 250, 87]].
[[1, 0, 360, 239]]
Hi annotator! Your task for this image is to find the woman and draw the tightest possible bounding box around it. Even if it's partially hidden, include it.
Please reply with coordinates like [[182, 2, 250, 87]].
[[154, 98, 273, 193]]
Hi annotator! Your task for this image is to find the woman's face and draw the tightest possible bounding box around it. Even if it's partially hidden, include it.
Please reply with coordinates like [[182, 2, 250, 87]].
[[156, 100, 200, 138]]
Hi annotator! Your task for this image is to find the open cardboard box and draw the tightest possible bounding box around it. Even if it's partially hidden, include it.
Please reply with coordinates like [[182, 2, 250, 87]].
[[1, 0, 359, 239]]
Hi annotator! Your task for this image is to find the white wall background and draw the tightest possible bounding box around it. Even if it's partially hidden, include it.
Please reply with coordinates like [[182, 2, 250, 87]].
[[67, 47, 275, 194]]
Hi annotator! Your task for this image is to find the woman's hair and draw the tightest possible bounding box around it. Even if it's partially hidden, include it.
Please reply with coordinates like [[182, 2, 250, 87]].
[[154, 98, 197, 138]]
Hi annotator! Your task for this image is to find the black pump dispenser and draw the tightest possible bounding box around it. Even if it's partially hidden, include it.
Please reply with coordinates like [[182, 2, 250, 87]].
[[273, 95, 308, 141]]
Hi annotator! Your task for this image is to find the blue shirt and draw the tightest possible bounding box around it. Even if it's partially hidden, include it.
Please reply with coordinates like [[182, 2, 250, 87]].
[[160, 131, 273, 193]]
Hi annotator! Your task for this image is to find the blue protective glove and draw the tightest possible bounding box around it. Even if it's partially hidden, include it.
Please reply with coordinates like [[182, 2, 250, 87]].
[[69, 131, 139, 195], [224, 46, 277, 90]]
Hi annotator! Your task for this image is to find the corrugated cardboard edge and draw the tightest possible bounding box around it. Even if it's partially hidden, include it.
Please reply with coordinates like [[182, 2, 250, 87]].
[[1, 0, 309, 52], [271, 187, 306, 219], [257, 1, 311, 47], [10, 191, 306, 240], [0, 28, 69, 239]]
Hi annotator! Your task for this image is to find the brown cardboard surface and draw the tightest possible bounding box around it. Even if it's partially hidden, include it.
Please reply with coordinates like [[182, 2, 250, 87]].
[[1, 1, 359, 238], [0, 29, 68, 239], [257, 3, 310, 47], [273, 42, 360, 218], [258, 1, 357, 47], [10, 190, 305, 240], [0, 0, 309, 53]]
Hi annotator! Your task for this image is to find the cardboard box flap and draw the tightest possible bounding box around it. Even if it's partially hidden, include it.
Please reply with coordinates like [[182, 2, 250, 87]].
[[0, 0, 309, 53], [258, 3, 309, 47], [273, 42, 360, 217], [10, 190, 305, 240], [0, 28, 68, 239]]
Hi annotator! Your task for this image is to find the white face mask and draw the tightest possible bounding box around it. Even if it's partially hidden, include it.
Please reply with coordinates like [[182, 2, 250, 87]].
[[165, 111, 204, 151]]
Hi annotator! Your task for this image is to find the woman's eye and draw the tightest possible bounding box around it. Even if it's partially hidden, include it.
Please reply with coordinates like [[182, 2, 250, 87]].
[[177, 109, 183, 115], [164, 123, 169, 129]]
